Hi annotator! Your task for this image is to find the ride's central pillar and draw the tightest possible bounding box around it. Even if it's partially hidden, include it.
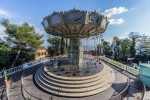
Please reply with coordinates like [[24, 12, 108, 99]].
[[67, 39, 83, 69]]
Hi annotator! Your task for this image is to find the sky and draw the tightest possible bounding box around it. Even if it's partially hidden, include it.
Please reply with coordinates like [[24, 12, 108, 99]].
[[0, 0, 150, 47]]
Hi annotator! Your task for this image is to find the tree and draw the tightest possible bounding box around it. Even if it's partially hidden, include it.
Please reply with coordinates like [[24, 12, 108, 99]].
[[60, 37, 67, 55], [134, 35, 150, 63], [1, 19, 44, 67], [111, 37, 121, 60], [120, 38, 132, 60], [100, 41, 112, 56], [137, 35, 150, 55], [0, 38, 11, 69], [129, 32, 140, 57], [47, 37, 61, 56]]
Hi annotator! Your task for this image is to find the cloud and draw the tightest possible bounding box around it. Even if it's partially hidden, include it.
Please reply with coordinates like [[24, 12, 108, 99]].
[[102, 7, 128, 25], [0, 8, 12, 18], [109, 18, 124, 25], [0, 8, 29, 19], [103, 7, 128, 18]]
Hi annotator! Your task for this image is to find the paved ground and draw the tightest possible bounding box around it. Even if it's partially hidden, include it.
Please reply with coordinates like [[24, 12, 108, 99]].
[[21, 60, 134, 100], [0, 86, 7, 100], [144, 87, 150, 100], [8, 71, 24, 100], [1, 57, 149, 100]]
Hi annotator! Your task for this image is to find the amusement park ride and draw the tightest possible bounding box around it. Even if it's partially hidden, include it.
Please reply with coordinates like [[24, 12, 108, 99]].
[[1, 8, 150, 100], [42, 8, 108, 69], [34, 8, 116, 97]]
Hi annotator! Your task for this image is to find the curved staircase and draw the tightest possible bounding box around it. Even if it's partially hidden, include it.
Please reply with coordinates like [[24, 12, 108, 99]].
[[34, 62, 115, 97]]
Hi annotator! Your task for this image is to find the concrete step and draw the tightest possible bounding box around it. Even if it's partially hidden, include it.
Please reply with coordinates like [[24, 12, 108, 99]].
[[35, 68, 115, 97], [38, 69, 111, 91], [41, 65, 108, 85], [43, 61, 106, 81], [34, 61, 115, 97], [39, 68, 109, 88]]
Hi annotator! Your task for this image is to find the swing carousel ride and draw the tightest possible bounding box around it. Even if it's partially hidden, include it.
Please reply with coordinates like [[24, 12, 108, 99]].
[[34, 8, 116, 97]]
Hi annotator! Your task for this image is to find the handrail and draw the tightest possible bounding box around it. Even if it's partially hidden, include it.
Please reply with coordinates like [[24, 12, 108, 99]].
[[137, 79, 146, 100], [21, 85, 42, 100], [5, 57, 51, 100], [21, 65, 46, 100], [110, 78, 130, 100], [20, 58, 54, 100], [141, 82, 146, 100], [98, 56, 139, 76], [0, 57, 52, 79]]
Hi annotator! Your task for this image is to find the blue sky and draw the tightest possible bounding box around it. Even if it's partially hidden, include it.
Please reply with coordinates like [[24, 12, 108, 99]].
[[0, 0, 150, 47]]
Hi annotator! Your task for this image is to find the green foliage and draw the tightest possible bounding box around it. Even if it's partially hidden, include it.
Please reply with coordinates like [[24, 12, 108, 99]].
[[137, 35, 150, 55], [61, 37, 67, 55], [111, 39, 121, 60], [16, 49, 35, 65], [129, 32, 140, 57], [0, 39, 11, 68], [103, 41, 112, 56], [1, 19, 44, 67], [47, 37, 61, 56], [120, 38, 132, 60], [1, 19, 44, 49]]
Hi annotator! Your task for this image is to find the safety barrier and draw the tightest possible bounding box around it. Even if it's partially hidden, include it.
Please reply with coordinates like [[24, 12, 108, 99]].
[[137, 79, 146, 100], [98, 56, 139, 76], [4, 57, 51, 100], [21, 69, 43, 100], [110, 78, 130, 100], [0, 58, 51, 79], [21, 65, 54, 100]]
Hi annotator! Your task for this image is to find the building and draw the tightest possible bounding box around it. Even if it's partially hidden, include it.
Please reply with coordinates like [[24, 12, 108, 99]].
[[35, 48, 48, 59]]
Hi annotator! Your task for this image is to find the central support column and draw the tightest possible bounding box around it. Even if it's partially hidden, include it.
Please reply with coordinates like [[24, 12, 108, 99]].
[[67, 39, 83, 69]]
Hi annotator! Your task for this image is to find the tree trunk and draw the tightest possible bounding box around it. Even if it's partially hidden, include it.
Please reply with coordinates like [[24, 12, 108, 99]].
[[11, 48, 21, 68]]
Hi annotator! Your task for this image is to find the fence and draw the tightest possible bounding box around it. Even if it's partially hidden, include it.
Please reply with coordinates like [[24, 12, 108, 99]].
[[110, 78, 130, 100], [137, 79, 146, 100], [20, 57, 56, 100], [4, 57, 51, 100], [0, 58, 50, 79], [98, 56, 139, 76], [21, 69, 43, 100]]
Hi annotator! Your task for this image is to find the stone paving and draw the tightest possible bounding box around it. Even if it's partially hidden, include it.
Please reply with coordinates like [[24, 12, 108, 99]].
[[144, 87, 150, 100], [8, 71, 24, 100], [1, 58, 149, 100], [22, 61, 132, 100]]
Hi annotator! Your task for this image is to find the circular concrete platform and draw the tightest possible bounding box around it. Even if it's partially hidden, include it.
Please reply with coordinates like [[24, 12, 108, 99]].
[[34, 59, 115, 97]]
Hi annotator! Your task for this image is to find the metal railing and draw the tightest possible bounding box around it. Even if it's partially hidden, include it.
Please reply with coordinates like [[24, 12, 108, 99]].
[[21, 69, 43, 100], [0, 58, 51, 79], [98, 56, 139, 76], [5, 58, 51, 100], [21, 63, 54, 100], [137, 79, 146, 100], [110, 78, 130, 100]]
